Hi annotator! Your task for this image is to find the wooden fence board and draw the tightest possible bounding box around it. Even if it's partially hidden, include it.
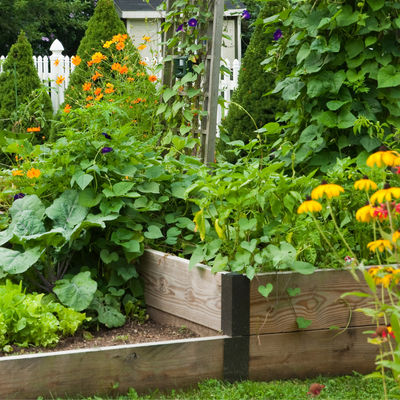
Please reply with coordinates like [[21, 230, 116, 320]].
[[138, 249, 223, 331], [249, 326, 378, 381], [250, 269, 375, 335], [1, 336, 225, 400]]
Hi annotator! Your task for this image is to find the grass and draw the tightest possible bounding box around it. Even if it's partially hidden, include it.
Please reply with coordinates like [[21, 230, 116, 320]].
[[49, 372, 398, 400]]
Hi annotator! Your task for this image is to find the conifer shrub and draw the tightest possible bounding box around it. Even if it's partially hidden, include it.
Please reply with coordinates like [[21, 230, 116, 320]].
[[218, 1, 288, 163], [62, 0, 129, 105], [0, 31, 53, 152]]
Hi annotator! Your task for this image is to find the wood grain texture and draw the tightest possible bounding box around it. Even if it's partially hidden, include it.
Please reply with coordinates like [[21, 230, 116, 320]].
[[250, 269, 376, 335], [0, 336, 225, 400], [138, 249, 223, 331], [249, 327, 379, 381]]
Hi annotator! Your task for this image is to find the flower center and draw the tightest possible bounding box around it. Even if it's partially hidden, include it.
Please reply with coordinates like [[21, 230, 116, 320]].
[[384, 183, 391, 190]]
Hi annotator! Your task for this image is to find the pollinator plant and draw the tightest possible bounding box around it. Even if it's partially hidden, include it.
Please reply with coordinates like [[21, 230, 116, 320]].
[[297, 146, 400, 399]]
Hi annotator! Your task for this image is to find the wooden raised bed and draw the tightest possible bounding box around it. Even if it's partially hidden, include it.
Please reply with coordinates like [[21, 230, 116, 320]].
[[0, 249, 379, 399]]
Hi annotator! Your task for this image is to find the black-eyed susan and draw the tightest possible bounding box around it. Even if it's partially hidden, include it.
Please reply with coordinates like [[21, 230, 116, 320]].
[[367, 239, 393, 253], [393, 229, 400, 243], [369, 266, 400, 287], [297, 196, 322, 214], [311, 180, 344, 200], [355, 202, 374, 222], [354, 175, 377, 191], [366, 145, 400, 168], [370, 183, 400, 204]]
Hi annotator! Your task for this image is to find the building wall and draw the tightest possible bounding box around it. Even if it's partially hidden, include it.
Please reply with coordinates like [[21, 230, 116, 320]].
[[126, 17, 238, 65]]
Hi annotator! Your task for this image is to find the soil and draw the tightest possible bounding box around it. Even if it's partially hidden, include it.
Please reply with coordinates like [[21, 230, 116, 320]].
[[0, 318, 200, 358]]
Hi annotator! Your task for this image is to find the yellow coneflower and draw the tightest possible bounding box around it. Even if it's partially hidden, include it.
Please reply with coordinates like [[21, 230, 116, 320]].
[[367, 239, 393, 253], [393, 230, 400, 243], [355, 203, 375, 222], [354, 175, 377, 191], [366, 145, 400, 168], [370, 183, 400, 204], [297, 196, 322, 214], [311, 180, 344, 200]]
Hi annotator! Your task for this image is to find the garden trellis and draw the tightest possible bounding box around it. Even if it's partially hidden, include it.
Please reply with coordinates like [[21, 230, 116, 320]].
[[0, 43, 240, 133]]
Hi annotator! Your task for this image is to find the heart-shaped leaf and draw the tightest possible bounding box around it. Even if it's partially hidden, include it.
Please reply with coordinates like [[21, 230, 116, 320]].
[[241, 239, 257, 253], [296, 317, 312, 329], [258, 283, 273, 299], [100, 249, 119, 264], [287, 287, 301, 297]]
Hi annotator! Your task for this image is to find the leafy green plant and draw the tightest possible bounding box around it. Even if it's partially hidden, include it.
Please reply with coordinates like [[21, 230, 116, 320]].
[[262, 0, 400, 173], [0, 280, 87, 349]]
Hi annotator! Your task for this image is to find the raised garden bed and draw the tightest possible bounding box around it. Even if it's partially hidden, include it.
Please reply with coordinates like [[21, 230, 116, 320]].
[[0, 249, 378, 399]]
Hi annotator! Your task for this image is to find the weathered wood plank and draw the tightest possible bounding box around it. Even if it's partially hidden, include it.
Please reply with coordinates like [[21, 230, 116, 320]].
[[249, 326, 378, 381], [250, 269, 375, 335], [138, 249, 223, 331], [1, 336, 225, 400]]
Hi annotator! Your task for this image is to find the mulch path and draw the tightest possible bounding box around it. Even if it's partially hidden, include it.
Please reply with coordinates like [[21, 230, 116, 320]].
[[0, 318, 200, 357]]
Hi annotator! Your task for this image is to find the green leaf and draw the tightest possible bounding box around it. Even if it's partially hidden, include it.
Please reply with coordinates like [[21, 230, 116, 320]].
[[187, 88, 201, 99], [345, 38, 364, 59], [10, 195, 45, 222], [363, 269, 376, 293], [367, 0, 385, 11], [163, 88, 177, 102], [211, 253, 228, 273], [193, 209, 206, 241], [239, 217, 257, 232], [78, 188, 103, 208], [100, 249, 119, 264], [54, 271, 97, 312], [287, 260, 317, 275], [75, 174, 93, 191], [365, 36, 377, 47], [10, 210, 45, 237], [145, 166, 165, 180], [377, 65, 400, 88], [360, 136, 381, 152], [120, 240, 140, 253], [338, 135, 349, 150], [297, 42, 310, 64], [46, 190, 89, 230], [337, 110, 356, 129], [287, 287, 301, 297], [189, 246, 204, 271], [241, 239, 257, 253], [336, 6, 359, 27], [113, 182, 135, 196], [282, 82, 305, 101], [340, 291, 373, 298], [144, 225, 164, 239], [258, 283, 273, 298], [326, 100, 348, 111], [307, 76, 331, 98], [0, 247, 42, 274], [296, 317, 312, 329], [137, 182, 160, 194], [298, 125, 320, 143], [318, 111, 338, 128]]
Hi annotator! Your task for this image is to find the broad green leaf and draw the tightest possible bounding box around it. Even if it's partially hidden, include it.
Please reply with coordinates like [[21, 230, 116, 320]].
[[307, 76, 331, 98], [137, 182, 160, 194], [365, 36, 377, 47], [9, 210, 45, 237], [189, 246, 204, 271], [144, 225, 164, 239], [296, 317, 312, 329], [193, 209, 206, 241], [304, 51, 322, 73], [46, 190, 89, 230], [75, 174, 93, 190], [241, 239, 257, 253], [287, 288, 301, 297], [187, 88, 201, 98], [318, 111, 338, 128], [113, 182, 135, 196], [85, 213, 119, 228], [363, 269, 376, 293], [367, 0, 385, 11], [54, 272, 97, 312], [360, 136, 381, 152], [10, 195, 45, 222], [145, 166, 165, 180], [239, 217, 257, 232], [298, 125, 320, 143], [326, 100, 348, 111], [340, 291, 373, 298], [338, 135, 349, 150], [97, 305, 126, 328], [345, 38, 364, 59], [0, 246, 42, 274], [211, 254, 228, 273], [78, 188, 103, 208], [297, 42, 310, 64], [287, 260, 317, 275], [282, 82, 305, 101], [100, 249, 119, 264], [337, 110, 356, 129], [120, 240, 140, 253], [336, 6, 359, 27], [163, 88, 177, 102], [258, 283, 273, 298], [378, 65, 400, 88]]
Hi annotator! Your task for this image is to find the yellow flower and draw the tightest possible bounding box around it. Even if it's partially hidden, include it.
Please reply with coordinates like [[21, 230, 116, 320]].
[[56, 76, 65, 85], [354, 175, 377, 191], [393, 230, 400, 243], [103, 41, 113, 48], [297, 196, 322, 214], [26, 168, 41, 179], [71, 55, 81, 66], [369, 266, 400, 287], [64, 104, 72, 113], [367, 239, 393, 253], [142, 35, 151, 42], [355, 203, 374, 222], [138, 44, 147, 51], [12, 170, 23, 176], [370, 184, 400, 204], [83, 82, 92, 91], [91, 52, 107, 64], [54, 59, 60, 66], [366, 146, 400, 167], [311, 180, 344, 200]]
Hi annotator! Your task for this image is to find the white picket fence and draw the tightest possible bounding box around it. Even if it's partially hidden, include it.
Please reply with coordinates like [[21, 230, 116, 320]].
[[0, 40, 240, 128]]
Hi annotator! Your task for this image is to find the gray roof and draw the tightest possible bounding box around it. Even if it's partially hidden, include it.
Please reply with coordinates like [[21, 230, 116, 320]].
[[114, 0, 244, 12]]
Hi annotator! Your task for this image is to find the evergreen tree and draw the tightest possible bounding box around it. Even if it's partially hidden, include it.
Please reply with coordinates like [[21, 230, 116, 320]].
[[62, 0, 128, 105], [218, 1, 288, 162], [0, 31, 53, 148]]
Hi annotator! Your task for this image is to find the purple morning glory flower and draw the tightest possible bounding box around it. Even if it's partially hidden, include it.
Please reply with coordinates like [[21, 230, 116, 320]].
[[41, 37, 50, 42], [176, 24, 184, 32], [273, 29, 283, 41], [14, 193, 25, 201], [188, 18, 197, 27], [102, 132, 112, 139], [101, 147, 113, 154], [242, 10, 250, 19]]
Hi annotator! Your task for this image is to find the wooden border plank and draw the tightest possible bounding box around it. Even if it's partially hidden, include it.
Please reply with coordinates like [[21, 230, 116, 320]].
[[250, 269, 374, 335], [249, 326, 378, 381], [1, 336, 225, 399], [138, 249, 223, 331]]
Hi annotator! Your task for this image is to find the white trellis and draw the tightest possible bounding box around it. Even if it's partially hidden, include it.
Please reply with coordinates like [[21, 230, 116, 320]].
[[0, 40, 240, 127]]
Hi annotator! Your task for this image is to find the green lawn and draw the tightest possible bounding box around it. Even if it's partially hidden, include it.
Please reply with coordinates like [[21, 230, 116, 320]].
[[51, 373, 397, 400]]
